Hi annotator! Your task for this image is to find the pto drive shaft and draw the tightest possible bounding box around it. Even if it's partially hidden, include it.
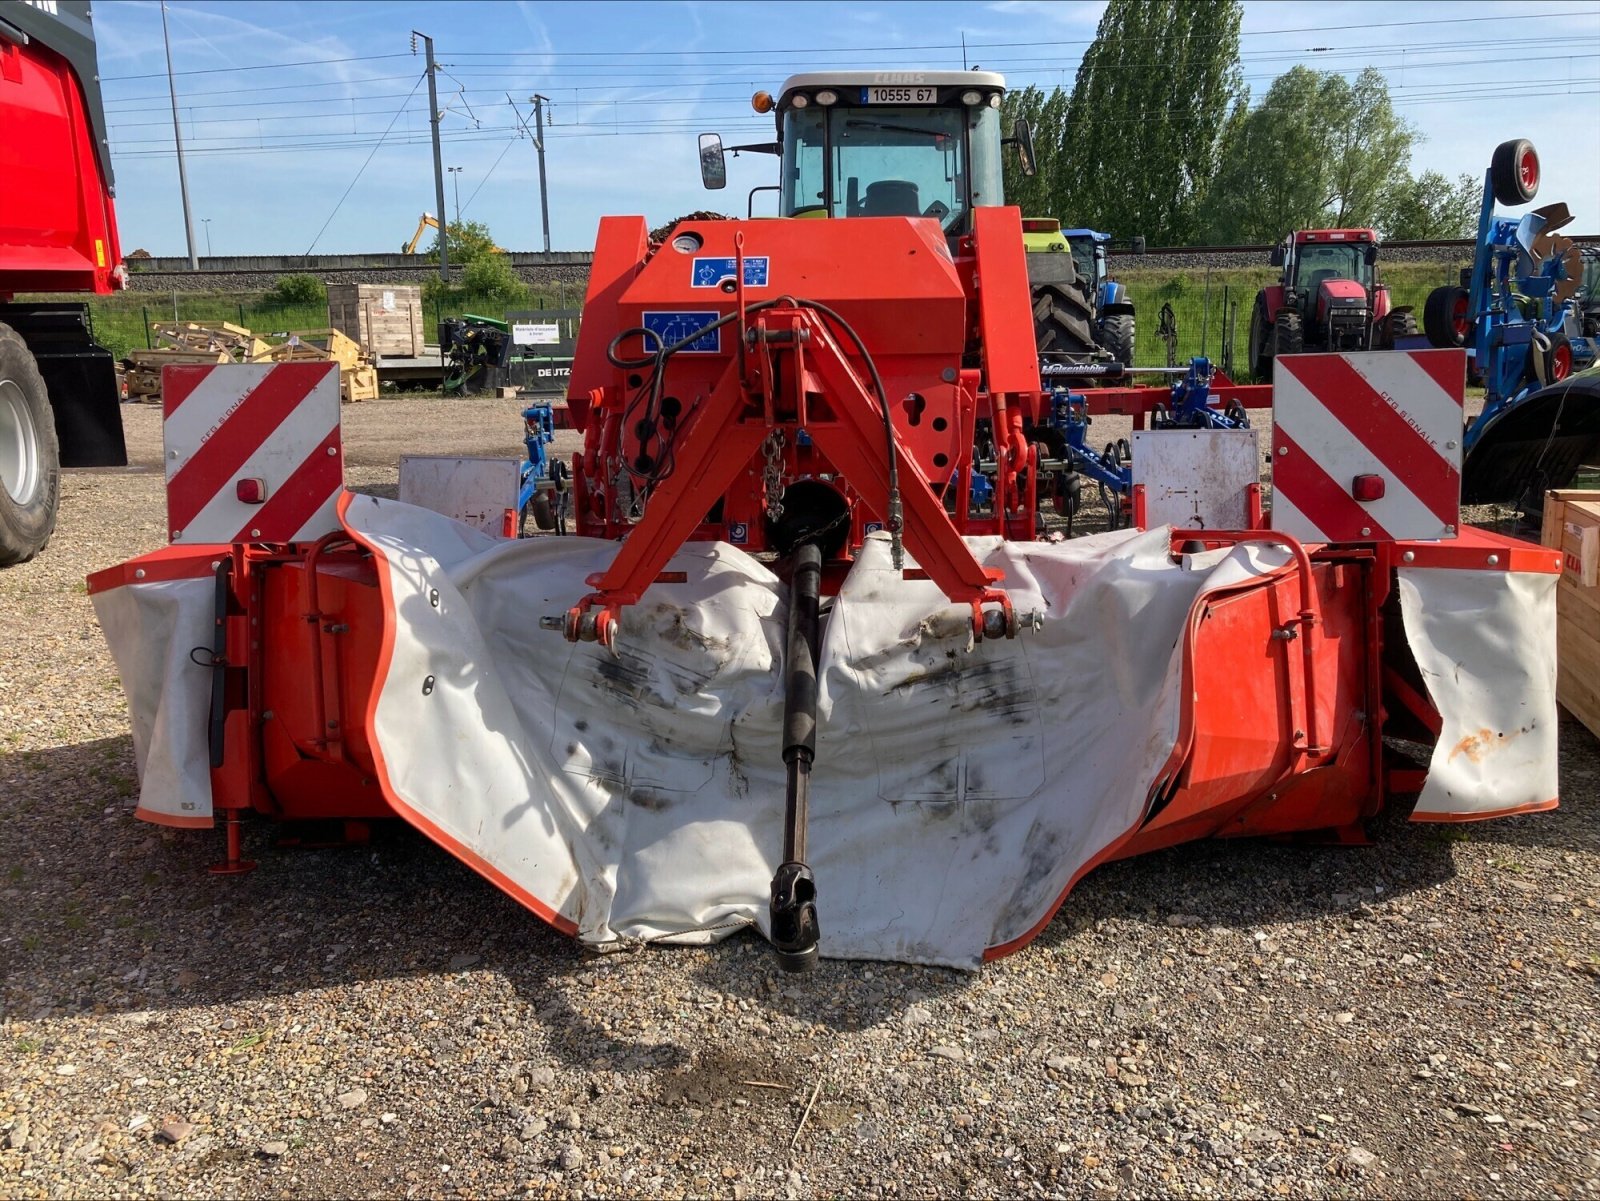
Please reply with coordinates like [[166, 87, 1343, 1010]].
[[770, 540, 822, 972]]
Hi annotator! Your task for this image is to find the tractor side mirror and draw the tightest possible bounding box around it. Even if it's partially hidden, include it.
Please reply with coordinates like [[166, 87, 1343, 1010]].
[[1131, 236, 1146, 256], [1269, 245, 1285, 267], [698, 133, 727, 191], [1364, 244, 1378, 266], [1012, 118, 1037, 178]]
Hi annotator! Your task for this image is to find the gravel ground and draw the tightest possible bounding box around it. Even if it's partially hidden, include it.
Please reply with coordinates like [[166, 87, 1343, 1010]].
[[2, 395, 1598, 1200]]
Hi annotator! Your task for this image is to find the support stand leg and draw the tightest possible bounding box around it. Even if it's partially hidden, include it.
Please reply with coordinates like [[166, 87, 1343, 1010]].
[[208, 809, 256, 876]]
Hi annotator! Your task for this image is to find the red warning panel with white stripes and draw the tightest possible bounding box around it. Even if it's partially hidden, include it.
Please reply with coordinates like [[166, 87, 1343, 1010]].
[[163, 362, 343, 546], [1271, 349, 1465, 544]]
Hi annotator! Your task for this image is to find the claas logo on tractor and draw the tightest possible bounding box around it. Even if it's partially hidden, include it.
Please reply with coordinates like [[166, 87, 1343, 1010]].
[[85, 83, 1567, 974]]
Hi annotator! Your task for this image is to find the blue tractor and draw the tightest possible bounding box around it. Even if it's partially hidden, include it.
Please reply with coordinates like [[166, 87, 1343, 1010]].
[[1023, 219, 1142, 368], [1420, 138, 1600, 509]]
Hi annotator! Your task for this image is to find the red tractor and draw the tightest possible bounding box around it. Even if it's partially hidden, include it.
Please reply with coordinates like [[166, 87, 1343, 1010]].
[[1247, 229, 1417, 381]]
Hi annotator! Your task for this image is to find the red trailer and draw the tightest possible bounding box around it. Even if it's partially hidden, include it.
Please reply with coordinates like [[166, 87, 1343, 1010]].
[[0, 0, 128, 564]]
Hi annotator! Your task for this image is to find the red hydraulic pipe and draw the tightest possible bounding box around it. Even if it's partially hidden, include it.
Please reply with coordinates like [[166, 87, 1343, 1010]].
[[1172, 529, 1328, 758]]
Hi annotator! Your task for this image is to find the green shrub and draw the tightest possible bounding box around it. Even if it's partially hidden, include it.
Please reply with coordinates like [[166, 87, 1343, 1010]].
[[269, 273, 326, 305], [461, 256, 527, 303]]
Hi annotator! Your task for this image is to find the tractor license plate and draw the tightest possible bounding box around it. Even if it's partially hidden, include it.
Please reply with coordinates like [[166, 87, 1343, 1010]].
[[862, 86, 937, 104]]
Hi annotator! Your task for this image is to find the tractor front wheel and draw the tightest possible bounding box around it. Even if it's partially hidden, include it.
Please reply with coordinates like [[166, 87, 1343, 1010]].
[[1273, 310, 1304, 359], [1099, 313, 1135, 368], [1248, 297, 1273, 381], [0, 323, 59, 567]]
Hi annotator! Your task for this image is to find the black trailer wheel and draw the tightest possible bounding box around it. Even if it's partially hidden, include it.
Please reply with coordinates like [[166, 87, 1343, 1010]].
[[1248, 296, 1273, 381], [1423, 286, 1471, 348], [1031, 283, 1097, 356], [1099, 313, 1135, 367], [1490, 139, 1539, 207], [0, 323, 59, 567], [1273, 310, 1304, 357]]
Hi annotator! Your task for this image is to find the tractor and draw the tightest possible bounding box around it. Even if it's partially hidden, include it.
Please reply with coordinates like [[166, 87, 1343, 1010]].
[[88, 72, 1563, 973], [1021, 221, 1141, 367], [1247, 229, 1417, 381]]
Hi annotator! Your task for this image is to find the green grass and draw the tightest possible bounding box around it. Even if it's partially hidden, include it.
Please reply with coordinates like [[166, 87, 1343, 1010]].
[[1111, 259, 1471, 372], [24, 286, 578, 364]]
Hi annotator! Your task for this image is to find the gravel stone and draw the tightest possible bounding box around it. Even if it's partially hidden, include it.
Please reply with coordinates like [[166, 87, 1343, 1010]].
[[0, 396, 1596, 1198], [259, 1140, 288, 1157], [336, 1087, 368, 1110]]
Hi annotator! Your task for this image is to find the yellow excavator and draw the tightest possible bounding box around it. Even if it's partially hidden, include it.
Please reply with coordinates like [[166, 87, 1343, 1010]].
[[401, 213, 508, 255], [401, 213, 439, 255]]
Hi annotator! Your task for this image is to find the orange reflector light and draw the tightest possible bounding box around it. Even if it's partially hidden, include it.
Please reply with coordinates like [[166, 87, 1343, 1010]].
[[752, 90, 774, 113], [236, 478, 267, 504], [1352, 474, 1385, 502]]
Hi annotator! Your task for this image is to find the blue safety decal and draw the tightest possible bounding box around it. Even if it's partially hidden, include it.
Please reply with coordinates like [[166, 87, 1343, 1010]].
[[691, 256, 769, 288], [864, 521, 884, 534], [729, 522, 749, 543], [641, 311, 721, 353]]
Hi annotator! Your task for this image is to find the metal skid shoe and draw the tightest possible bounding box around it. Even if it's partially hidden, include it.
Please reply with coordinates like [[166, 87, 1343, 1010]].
[[771, 541, 824, 971]]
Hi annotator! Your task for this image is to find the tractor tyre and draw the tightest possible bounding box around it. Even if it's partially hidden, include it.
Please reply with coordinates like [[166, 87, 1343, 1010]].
[[1490, 139, 1539, 207], [1099, 313, 1135, 368], [0, 323, 59, 567], [1424, 286, 1471, 348], [1377, 309, 1419, 348], [1247, 295, 1273, 381], [1031, 283, 1097, 357], [1273, 310, 1304, 359]]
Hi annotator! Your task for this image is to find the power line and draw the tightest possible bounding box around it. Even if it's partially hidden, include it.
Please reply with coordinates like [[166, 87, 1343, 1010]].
[[301, 71, 427, 256], [104, 52, 413, 82]]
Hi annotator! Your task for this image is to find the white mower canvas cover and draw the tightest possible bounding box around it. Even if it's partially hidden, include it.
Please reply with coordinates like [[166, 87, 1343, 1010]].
[[93, 496, 1558, 968]]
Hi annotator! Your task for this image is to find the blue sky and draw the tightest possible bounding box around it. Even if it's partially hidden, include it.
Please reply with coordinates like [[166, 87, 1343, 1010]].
[[90, 0, 1600, 256]]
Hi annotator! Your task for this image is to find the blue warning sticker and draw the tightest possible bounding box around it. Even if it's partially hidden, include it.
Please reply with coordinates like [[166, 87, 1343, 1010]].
[[729, 522, 749, 543], [641, 311, 721, 353], [692, 256, 769, 288]]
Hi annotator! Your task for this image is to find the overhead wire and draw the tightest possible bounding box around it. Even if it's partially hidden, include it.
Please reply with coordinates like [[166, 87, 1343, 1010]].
[[300, 70, 426, 256]]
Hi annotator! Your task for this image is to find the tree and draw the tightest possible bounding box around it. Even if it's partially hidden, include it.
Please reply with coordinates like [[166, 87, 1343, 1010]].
[[426, 219, 503, 265], [1051, 0, 1244, 244], [1200, 66, 1418, 242], [1379, 171, 1480, 240]]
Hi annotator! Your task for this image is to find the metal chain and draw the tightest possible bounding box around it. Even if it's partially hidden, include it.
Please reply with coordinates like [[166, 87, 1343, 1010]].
[[761, 429, 787, 522]]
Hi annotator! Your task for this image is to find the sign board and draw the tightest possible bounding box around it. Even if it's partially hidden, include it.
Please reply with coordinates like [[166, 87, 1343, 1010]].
[[1271, 349, 1464, 543], [398, 456, 521, 536], [1131, 429, 1259, 531], [381, 290, 396, 312], [513, 322, 562, 346], [162, 362, 343, 546]]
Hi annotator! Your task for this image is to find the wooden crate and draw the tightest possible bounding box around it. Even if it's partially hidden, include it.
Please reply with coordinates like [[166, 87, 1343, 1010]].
[[327, 283, 424, 358], [1542, 490, 1600, 738]]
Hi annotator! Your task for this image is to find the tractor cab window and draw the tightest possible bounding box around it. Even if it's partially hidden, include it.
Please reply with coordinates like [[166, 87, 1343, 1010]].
[[782, 108, 828, 216], [1066, 239, 1098, 287], [1294, 244, 1370, 290], [780, 101, 1005, 233]]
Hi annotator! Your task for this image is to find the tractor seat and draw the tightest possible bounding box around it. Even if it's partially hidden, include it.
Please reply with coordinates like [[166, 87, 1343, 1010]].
[[861, 180, 921, 217]]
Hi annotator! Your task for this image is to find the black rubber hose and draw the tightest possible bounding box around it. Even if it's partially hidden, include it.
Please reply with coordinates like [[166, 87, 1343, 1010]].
[[771, 540, 823, 972]]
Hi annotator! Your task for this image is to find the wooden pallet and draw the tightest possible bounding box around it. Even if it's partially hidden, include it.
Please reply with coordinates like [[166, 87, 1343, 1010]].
[[250, 329, 374, 402], [123, 348, 231, 402]]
